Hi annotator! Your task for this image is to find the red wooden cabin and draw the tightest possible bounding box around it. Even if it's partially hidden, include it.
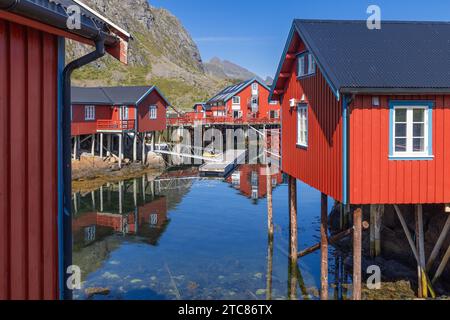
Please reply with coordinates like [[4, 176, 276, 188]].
[[0, 0, 129, 300], [71, 85, 170, 135], [271, 19, 450, 206], [270, 19, 450, 299], [203, 78, 280, 123]]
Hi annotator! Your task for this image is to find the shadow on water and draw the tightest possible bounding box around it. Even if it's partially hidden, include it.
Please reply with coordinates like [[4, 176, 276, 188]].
[[72, 164, 352, 300]]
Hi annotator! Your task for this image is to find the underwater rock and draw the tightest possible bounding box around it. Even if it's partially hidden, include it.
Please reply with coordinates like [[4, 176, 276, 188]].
[[255, 289, 266, 295], [102, 272, 120, 280], [131, 279, 143, 284], [85, 287, 110, 298], [253, 273, 263, 279]]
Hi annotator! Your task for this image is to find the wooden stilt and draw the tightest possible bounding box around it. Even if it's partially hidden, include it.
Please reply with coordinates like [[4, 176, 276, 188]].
[[289, 175, 298, 263], [107, 134, 111, 157], [152, 132, 156, 152], [118, 133, 123, 168], [353, 208, 362, 301], [133, 133, 138, 162], [267, 164, 274, 236], [142, 176, 146, 202], [320, 193, 329, 300], [99, 133, 104, 158], [142, 133, 147, 164], [73, 192, 78, 214], [119, 181, 123, 214], [416, 205, 428, 298], [91, 134, 96, 156], [133, 179, 138, 207], [370, 205, 383, 257]]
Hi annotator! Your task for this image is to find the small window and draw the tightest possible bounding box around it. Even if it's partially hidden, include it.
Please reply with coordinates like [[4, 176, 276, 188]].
[[270, 110, 279, 119], [252, 83, 258, 91], [251, 97, 258, 105], [297, 103, 308, 147], [120, 106, 129, 120], [308, 53, 316, 75], [149, 105, 157, 119], [232, 96, 241, 105], [84, 105, 95, 121], [391, 103, 432, 159], [297, 55, 305, 77]]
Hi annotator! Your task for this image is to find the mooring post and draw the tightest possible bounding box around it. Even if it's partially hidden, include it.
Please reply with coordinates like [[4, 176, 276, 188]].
[[266, 235, 274, 300], [267, 164, 274, 237], [353, 207, 362, 300], [321, 193, 329, 300], [416, 204, 428, 298], [289, 175, 298, 265]]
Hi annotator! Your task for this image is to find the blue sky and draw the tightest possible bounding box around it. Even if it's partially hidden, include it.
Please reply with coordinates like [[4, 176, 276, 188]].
[[150, 0, 450, 78]]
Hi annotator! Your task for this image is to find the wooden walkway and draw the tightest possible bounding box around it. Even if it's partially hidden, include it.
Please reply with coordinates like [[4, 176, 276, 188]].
[[199, 149, 247, 177]]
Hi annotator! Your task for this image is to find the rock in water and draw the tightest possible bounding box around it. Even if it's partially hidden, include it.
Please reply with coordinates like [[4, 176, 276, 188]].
[[85, 287, 110, 299]]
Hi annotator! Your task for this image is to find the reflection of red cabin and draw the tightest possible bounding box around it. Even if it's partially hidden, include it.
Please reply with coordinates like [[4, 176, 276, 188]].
[[71, 86, 170, 136], [227, 165, 283, 200], [199, 78, 280, 122]]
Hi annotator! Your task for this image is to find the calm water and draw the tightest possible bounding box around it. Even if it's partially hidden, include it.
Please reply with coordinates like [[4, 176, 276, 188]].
[[72, 165, 352, 300]]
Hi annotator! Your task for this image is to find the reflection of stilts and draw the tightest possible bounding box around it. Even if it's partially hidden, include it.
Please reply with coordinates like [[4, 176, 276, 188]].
[[320, 193, 328, 300], [119, 181, 123, 214], [100, 186, 104, 212], [287, 257, 297, 300], [266, 235, 273, 300], [288, 175, 298, 300]]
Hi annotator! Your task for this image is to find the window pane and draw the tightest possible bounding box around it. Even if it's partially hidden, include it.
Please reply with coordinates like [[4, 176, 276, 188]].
[[413, 123, 424, 137], [413, 138, 425, 152], [395, 109, 407, 122], [395, 123, 407, 137], [413, 109, 425, 122], [395, 138, 407, 152]]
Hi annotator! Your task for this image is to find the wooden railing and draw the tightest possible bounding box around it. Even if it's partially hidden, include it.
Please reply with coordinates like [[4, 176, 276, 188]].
[[167, 115, 280, 126], [97, 120, 136, 131]]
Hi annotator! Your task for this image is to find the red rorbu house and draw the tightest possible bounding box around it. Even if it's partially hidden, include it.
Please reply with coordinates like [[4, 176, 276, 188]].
[[201, 78, 280, 124], [71, 85, 170, 166], [270, 19, 450, 299], [0, 0, 130, 300]]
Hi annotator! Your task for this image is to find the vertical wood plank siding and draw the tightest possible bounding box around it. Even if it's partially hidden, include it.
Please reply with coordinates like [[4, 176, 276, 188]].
[[281, 57, 343, 201], [0, 19, 59, 300], [349, 94, 450, 204]]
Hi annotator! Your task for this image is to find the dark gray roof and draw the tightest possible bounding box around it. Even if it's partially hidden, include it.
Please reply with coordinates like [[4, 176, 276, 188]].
[[207, 78, 270, 104], [271, 19, 450, 99], [72, 86, 171, 106]]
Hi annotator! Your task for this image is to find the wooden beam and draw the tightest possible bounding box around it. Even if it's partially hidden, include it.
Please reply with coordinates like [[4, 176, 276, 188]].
[[370, 205, 383, 257], [353, 208, 362, 301], [432, 244, 450, 284], [393, 205, 436, 298], [427, 213, 450, 271], [99, 133, 104, 158], [286, 53, 296, 60], [320, 193, 328, 300]]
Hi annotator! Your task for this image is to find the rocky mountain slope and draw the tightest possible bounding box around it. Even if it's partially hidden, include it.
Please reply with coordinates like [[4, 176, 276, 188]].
[[204, 57, 261, 82], [67, 0, 257, 110]]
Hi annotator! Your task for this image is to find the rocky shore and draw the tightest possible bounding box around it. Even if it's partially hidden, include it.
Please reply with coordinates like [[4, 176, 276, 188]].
[[72, 153, 165, 192]]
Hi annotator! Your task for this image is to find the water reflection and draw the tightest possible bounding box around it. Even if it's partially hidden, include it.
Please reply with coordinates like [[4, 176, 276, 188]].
[[72, 164, 352, 300]]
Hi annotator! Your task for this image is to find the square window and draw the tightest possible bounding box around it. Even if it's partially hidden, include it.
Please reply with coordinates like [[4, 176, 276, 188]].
[[232, 96, 240, 105], [149, 105, 157, 119], [390, 103, 432, 159], [84, 105, 95, 121]]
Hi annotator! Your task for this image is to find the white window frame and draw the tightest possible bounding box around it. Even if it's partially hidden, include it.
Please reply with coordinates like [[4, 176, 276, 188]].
[[252, 83, 258, 92], [297, 55, 305, 77], [120, 106, 129, 120], [297, 103, 308, 147], [149, 105, 157, 119], [84, 105, 95, 121], [232, 96, 241, 105], [391, 105, 431, 158], [269, 100, 278, 105], [308, 53, 316, 75]]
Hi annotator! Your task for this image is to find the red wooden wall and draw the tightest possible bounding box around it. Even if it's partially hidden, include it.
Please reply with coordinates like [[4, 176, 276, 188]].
[[137, 90, 167, 133], [349, 94, 450, 204], [0, 19, 59, 300], [280, 45, 343, 202], [71, 104, 112, 136]]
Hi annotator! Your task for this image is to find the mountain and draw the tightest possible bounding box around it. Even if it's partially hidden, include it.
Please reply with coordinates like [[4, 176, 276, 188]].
[[204, 57, 262, 82], [67, 0, 239, 110]]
